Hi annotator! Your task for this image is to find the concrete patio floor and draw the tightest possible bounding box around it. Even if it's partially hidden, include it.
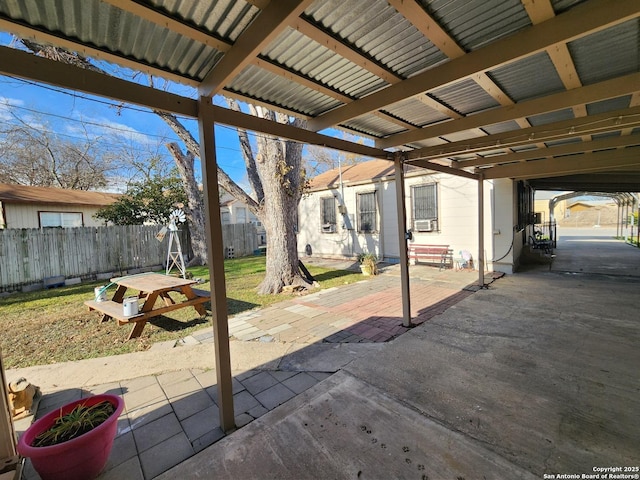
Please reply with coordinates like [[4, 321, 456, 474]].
[[159, 228, 640, 479], [9, 228, 640, 479]]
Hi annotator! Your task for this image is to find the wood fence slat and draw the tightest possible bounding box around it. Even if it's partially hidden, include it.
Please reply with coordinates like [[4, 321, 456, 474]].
[[0, 223, 258, 291]]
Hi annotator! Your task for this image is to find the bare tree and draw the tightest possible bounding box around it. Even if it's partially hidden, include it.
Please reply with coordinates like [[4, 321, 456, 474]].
[[0, 104, 111, 190], [20, 40, 311, 293]]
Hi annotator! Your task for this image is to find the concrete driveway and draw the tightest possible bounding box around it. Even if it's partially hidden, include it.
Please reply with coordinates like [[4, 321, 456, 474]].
[[160, 231, 640, 479]]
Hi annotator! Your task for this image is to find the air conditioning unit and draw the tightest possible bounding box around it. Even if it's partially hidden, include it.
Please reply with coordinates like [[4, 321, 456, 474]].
[[414, 219, 435, 232], [322, 223, 337, 233]]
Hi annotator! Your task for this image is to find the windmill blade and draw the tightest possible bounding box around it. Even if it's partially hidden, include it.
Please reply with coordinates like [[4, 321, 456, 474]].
[[170, 209, 187, 223]]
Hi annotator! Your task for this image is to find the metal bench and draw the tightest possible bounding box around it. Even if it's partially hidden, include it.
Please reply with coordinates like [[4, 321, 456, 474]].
[[408, 244, 453, 270]]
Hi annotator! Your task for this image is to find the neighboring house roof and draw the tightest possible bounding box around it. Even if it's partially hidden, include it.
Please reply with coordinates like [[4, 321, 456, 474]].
[[309, 159, 425, 190], [568, 200, 615, 208], [0, 183, 120, 207]]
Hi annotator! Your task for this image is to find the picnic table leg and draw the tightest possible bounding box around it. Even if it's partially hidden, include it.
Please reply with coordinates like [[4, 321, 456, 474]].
[[182, 285, 208, 316], [125, 291, 159, 339], [127, 320, 148, 340]]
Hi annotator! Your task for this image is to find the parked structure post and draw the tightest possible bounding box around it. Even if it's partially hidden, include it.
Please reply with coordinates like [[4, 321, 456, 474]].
[[198, 98, 235, 432], [478, 174, 485, 288], [394, 153, 411, 327]]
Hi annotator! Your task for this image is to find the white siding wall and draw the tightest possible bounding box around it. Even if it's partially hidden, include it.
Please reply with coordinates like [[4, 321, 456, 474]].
[[298, 183, 384, 260], [405, 173, 479, 262], [490, 179, 518, 274], [299, 172, 517, 272], [3, 203, 106, 229]]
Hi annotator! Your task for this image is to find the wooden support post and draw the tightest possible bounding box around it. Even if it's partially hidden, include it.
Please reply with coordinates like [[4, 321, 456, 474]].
[[478, 174, 486, 288], [198, 97, 235, 433], [395, 153, 411, 327]]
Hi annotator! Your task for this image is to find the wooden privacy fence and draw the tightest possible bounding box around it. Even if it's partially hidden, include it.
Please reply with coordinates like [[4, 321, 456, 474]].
[[0, 223, 257, 292]]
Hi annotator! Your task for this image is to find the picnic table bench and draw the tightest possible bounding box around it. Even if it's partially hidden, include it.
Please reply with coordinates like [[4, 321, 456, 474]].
[[85, 272, 210, 340], [408, 244, 453, 270]]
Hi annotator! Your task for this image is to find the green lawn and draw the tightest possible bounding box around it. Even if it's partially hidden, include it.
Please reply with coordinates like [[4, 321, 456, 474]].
[[0, 257, 362, 369]]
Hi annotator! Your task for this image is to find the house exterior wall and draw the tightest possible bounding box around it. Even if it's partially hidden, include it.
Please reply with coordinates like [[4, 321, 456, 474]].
[[2, 203, 106, 229], [298, 171, 516, 273], [491, 179, 518, 274]]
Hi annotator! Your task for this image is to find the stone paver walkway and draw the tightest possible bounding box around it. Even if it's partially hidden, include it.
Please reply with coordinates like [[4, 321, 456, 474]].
[[224, 266, 489, 345], [20, 368, 332, 480]]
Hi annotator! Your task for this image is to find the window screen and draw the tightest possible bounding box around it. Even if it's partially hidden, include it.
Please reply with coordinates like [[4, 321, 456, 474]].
[[358, 192, 377, 233], [321, 197, 336, 225], [412, 184, 437, 220]]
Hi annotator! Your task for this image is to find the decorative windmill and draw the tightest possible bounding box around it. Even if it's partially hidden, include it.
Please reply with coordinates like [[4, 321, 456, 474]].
[[163, 208, 187, 278]]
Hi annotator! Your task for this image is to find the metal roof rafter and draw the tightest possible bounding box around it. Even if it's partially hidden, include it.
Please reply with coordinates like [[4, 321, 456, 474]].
[[309, 0, 640, 135]]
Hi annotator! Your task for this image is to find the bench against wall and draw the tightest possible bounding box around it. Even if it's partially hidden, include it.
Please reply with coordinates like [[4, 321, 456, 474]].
[[407, 244, 454, 270]]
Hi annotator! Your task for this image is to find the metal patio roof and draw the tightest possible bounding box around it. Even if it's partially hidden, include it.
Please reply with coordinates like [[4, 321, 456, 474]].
[[0, 0, 639, 192]]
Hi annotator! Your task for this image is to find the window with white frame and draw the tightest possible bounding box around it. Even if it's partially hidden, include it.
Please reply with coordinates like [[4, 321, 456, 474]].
[[321, 197, 336, 233], [39, 211, 83, 228], [357, 191, 377, 233], [411, 184, 438, 231]]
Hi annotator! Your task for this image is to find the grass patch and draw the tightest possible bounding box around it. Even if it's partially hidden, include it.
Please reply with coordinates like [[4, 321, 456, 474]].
[[0, 256, 363, 369]]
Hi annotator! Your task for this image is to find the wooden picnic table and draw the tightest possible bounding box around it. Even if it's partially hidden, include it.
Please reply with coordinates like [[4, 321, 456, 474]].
[[84, 272, 210, 340]]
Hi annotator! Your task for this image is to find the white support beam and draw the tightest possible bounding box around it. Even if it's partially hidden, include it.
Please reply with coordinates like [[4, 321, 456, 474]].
[[199, 0, 313, 96], [309, 0, 639, 132], [481, 148, 640, 180], [379, 72, 640, 149]]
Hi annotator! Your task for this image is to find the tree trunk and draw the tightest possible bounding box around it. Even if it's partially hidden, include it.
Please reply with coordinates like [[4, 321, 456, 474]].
[[250, 107, 307, 294]]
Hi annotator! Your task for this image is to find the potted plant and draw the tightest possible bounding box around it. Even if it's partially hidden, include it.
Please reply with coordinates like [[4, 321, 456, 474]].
[[359, 253, 379, 275], [17, 393, 124, 480]]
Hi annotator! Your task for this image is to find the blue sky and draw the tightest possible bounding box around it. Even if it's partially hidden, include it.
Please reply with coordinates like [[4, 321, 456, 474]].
[[0, 32, 307, 193]]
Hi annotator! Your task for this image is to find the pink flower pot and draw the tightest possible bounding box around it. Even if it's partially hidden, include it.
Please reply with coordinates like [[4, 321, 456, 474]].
[[17, 393, 124, 480]]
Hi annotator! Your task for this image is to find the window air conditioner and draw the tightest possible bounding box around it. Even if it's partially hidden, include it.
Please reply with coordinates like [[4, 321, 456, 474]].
[[322, 223, 336, 233], [414, 219, 434, 232]]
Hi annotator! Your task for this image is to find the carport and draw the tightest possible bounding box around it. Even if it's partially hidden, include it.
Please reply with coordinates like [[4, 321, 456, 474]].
[[1, 0, 639, 474]]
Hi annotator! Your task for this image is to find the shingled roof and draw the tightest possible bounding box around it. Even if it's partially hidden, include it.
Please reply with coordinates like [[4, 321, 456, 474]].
[[0, 183, 120, 207], [309, 159, 427, 190]]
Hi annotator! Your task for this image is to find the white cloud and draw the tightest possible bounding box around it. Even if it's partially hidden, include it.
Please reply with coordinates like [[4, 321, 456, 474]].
[[0, 96, 25, 121], [64, 114, 160, 147]]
